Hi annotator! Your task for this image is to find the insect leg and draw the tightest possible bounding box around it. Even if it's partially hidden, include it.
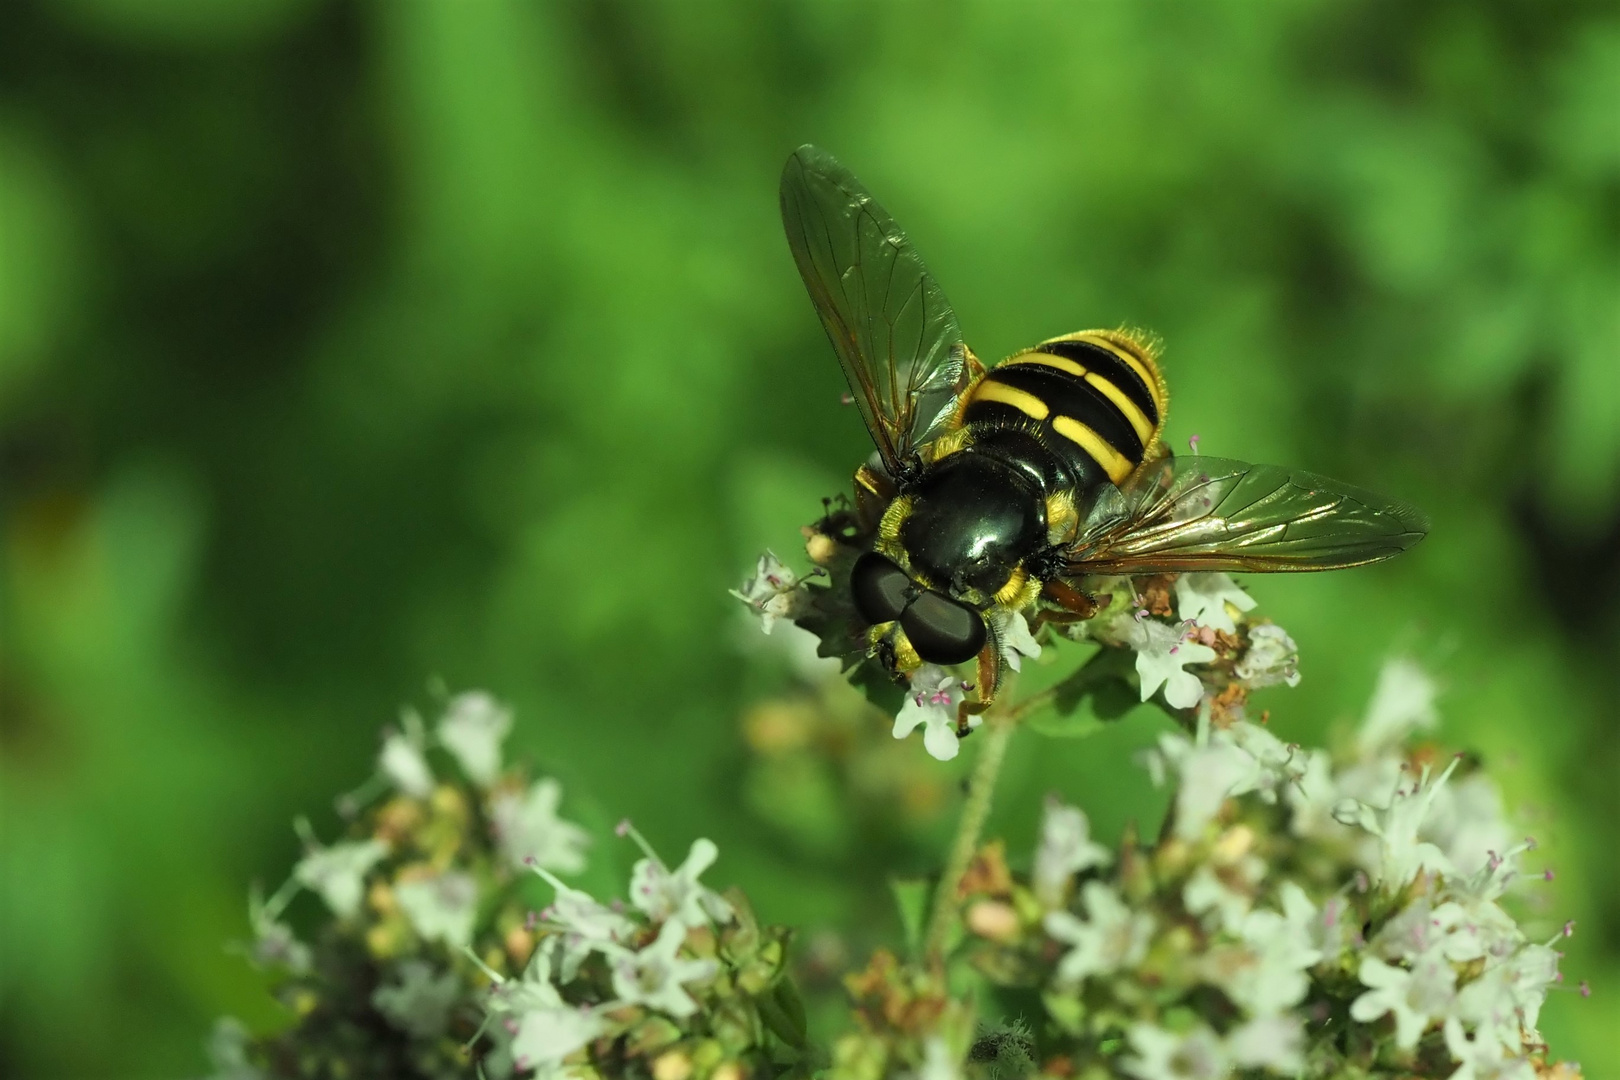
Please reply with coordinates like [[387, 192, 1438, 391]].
[[1043, 579, 1100, 618], [956, 644, 1001, 734], [853, 463, 896, 534]]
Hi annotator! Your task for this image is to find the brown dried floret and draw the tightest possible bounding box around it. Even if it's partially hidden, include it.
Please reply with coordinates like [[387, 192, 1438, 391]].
[[958, 840, 1014, 899]]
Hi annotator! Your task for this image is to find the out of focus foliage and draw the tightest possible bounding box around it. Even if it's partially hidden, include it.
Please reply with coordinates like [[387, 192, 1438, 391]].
[[0, 1, 1614, 1077]]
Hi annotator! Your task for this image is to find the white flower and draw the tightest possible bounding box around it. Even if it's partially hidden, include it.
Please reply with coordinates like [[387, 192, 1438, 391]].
[[1289, 884, 1355, 959], [893, 665, 968, 761], [1335, 759, 1459, 890], [1443, 1018, 1537, 1080], [490, 779, 591, 874], [530, 867, 637, 981], [247, 912, 312, 974], [1285, 749, 1349, 841], [485, 945, 567, 1017], [1168, 737, 1256, 840], [1349, 953, 1458, 1050], [1174, 572, 1256, 634], [1235, 623, 1300, 689], [372, 959, 461, 1038], [1122, 1022, 1230, 1080], [293, 836, 388, 921], [1334, 752, 1409, 812], [1357, 657, 1439, 754], [1151, 720, 1304, 840], [483, 950, 606, 1079], [1227, 1013, 1304, 1074], [1032, 797, 1112, 907], [512, 1006, 604, 1080], [1431, 835, 1537, 967], [1130, 619, 1216, 709], [629, 836, 733, 926], [1424, 773, 1515, 879], [609, 918, 717, 1018], [1225, 721, 1308, 801], [1183, 856, 1265, 933], [1454, 960, 1529, 1055], [730, 550, 805, 634], [988, 607, 1042, 671], [379, 727, 435, 799], [1075, 581, 1140, 648], [1508, 942, 1561, 1033], [1372, 896, 1466, 962], [1458, 942, 1560, 1045], [1044, 881, 1154, 986], [436, 691, 512, 787], [1212, 903, 1323, 1014], [913, 1036, 961, 1080], [1432, 909, 1510, 967], [396, 870, 479, 950], [1509, 945, 1561, 1049], [201, 1017, 264, 1080]]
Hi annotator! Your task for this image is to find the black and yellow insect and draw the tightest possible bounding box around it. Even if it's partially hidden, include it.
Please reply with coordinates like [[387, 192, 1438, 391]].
[[780, 144, 1427, 715]]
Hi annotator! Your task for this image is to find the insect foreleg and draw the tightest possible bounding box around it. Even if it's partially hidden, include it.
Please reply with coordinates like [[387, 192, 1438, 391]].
[[956, 644, 1001, 734]]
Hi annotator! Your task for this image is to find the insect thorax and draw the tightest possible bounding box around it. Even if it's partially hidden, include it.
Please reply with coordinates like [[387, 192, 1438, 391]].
[[881, 331, 1168, 605], [897, 452, 1048, 601]]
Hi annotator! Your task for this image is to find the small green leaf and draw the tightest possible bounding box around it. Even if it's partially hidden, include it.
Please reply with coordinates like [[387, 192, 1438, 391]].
[[848, 657, 905, 715], [1042, 988, 1086, 1035], [1025, 644, 1143, 737], [757, 977, 809, 1050], [889, 876, 931, 954], [1027, 705, 1107, 739], [1053, 644, 1140, 714]]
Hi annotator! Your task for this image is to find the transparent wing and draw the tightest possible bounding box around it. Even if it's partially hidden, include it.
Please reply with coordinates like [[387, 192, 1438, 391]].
[[780, 144, 971, 472], [1065, 456, 1429, 576]]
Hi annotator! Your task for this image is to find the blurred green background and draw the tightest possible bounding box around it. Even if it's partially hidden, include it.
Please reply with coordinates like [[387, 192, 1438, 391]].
[[1, 1, 1616, 1076]]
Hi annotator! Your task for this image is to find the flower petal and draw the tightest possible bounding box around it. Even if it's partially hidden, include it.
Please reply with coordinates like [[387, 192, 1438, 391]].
[[922, 717, 961, 761]]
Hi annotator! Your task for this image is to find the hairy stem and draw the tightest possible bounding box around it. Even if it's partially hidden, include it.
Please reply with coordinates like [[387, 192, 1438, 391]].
[[924, 714, 1015, 960]]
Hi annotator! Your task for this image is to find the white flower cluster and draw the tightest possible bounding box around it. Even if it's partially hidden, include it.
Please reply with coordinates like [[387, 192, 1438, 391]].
[[730, 550, 808, 634], [889, 614, 1045, 762], [963, 659, 1580, 1080], [1082, 572, 1300, 709], [883, 572, 1295, 762], [734, 550, 1047, 762], [734, 547, 1301, 763], [207, 693, 802, 1080], [246, 691, 591, 979], [1032, 792, 1313, 1077], [473, 823, 736, 1078]]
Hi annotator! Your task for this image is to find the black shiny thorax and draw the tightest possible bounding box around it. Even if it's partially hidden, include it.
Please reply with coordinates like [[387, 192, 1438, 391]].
[[898, 449, 1049, 599]]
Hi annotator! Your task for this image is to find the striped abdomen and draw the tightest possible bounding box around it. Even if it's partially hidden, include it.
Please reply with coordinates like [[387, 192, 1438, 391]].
[[959, 331, 1167, 490]]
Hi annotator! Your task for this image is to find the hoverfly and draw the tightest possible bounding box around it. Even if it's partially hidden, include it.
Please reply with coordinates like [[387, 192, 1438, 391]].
[[780, 145, 1427, 721]]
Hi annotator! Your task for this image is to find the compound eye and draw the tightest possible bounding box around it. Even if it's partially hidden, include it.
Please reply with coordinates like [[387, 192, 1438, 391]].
[[901, 590, 987, 666], [851, 551, 913, 624]]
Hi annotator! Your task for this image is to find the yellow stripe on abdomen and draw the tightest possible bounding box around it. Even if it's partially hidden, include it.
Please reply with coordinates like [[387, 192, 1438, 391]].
[[1082, 331, 1159, 417], [1051, 415, 1134, 483], [966, 380, 1050, 420], [1013, 354, 1154, 445], [1018, 353, 1087, 379], [1083, 373, 1154, 444]]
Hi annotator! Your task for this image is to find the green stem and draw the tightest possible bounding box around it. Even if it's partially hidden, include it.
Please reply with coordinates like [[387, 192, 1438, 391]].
[[923, 714, 1015, 960]]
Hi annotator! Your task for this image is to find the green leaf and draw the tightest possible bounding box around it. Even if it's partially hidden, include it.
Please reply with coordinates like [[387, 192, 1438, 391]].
[[1026, 643, 1144, 738], [847, 658, 905, 715], [1026, 705, 1108, 739], [1041, 988, 1086, 1036], [889, 876, 931, 954], [757, 977, 809, 1050], [792, 570, 906, 715]]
